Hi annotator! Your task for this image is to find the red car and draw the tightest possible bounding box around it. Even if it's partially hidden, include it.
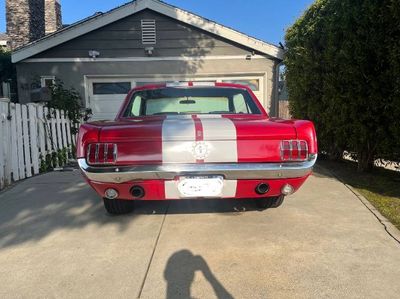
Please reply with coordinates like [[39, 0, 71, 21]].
[[77, 82, 317, 214]]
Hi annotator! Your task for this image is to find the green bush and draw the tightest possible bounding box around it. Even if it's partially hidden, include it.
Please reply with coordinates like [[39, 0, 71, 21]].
[[284, 0, 400, 171], [0, 48, 17, 100], [46, 79, 83, 134]]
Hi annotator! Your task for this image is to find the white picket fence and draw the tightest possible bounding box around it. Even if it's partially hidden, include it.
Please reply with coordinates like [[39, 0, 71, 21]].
[[0, 100, 79, 190]]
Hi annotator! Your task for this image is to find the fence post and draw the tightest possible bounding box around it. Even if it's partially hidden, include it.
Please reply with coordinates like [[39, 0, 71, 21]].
[[28, 105, 40, 175], [21, 105, 32, 177], [10, 103, 19, 181], [0, 102, 5, 189], [2, 102, 12, 186], [50, 108, 58, 152], [15, 104, 25, 180], [61, 110, 68, 150], [37, 105, 46, 166], [66, 114, 72, 155]]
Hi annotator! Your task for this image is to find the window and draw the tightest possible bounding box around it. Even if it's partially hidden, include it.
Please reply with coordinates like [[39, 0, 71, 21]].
[[233, 94, 250, 113], [123, 87, 261, 117], [130, 95, 142, 116], [92, 82, 131, 95], [145, 97, 230, 115], [41, 76, 55, 88], [135, 82, 165, 87], [222, 79, 259, 91]]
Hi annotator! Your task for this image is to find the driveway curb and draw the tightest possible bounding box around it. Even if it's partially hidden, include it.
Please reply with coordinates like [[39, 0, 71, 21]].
[[317, 165, 400, 246], [344, 183, 400, 245]]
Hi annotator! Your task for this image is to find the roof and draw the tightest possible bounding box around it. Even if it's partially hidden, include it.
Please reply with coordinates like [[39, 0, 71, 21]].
[[11, 0, 284, 63]]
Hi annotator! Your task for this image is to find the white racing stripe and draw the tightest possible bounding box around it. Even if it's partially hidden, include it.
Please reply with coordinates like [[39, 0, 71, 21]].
[[200, 117, 238, 163], [162, 114, 238, 198], [162, 116, 196, 163]]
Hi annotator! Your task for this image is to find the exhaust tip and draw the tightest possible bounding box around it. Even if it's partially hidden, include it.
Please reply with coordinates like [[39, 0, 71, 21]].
[[255, 183, 270, 195], [131, 186, 145, 199]]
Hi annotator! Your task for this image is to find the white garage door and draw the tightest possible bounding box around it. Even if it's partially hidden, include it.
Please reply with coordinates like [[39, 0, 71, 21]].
[[86, 76, 265, 120]]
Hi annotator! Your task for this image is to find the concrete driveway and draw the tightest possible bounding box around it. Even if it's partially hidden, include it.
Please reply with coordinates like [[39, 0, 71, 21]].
[[0, 165, 399, 299]]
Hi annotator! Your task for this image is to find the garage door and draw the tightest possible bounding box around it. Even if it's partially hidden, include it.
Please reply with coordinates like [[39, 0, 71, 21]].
[[86, 76, 264, 120]]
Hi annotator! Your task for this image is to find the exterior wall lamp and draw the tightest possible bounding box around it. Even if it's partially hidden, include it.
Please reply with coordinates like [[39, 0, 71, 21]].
[[145, 47, 154, 56], [88, 50, 100, 58]]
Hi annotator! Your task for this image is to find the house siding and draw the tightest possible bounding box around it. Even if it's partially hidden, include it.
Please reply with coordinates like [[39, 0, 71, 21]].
[[34, 10, 256, 58], [15, 9, 280, 115]]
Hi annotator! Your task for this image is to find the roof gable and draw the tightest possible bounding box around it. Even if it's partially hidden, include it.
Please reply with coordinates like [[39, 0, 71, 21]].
[[12, 0, 284, 63], [33, 9, 256, 60]]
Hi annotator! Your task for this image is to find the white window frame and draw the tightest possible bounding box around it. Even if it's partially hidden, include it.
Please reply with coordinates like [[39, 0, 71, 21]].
[[40, 76, 56, 88]]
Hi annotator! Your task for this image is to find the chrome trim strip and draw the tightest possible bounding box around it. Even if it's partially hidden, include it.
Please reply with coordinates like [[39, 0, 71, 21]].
[[78, 155, 317, 184]]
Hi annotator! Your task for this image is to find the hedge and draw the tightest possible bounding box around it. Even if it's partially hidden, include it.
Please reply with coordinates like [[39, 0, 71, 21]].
[[284, 0, 400, 171]]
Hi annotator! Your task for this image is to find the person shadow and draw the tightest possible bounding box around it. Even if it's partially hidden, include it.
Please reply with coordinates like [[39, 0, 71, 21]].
[[164, 250, 234, 299]]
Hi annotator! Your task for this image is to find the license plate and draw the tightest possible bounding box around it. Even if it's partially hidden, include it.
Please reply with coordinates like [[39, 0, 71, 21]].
[[177, 176, 224, 198]]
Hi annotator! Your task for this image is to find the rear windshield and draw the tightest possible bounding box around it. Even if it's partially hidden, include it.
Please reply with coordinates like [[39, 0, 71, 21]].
[[122, 87, 261, 117]]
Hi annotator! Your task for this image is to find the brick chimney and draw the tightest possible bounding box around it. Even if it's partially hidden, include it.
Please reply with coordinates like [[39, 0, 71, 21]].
[[6, 0, 46, 50], [45, 0, 62, 34]]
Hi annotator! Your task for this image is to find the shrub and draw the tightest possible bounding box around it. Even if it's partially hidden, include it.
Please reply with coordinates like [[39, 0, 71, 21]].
[[0, 48, 17, 100], [284, 0, 400, 171], [46, 79, 84, 134]]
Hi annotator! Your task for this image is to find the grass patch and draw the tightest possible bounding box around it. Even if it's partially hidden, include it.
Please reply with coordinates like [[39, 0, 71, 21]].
[[318, 159, 400, 230]]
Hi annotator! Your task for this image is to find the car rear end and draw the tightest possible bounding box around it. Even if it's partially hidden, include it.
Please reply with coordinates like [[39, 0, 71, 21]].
[[77, 82, 317, 213]]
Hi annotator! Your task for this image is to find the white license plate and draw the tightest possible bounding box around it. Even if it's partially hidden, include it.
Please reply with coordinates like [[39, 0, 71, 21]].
[[177, 176, 224, 198]]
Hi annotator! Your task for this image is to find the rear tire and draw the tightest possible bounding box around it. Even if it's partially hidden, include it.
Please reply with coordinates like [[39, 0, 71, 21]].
[[103, 198, 135, 215], [256, 195, 285, 210]]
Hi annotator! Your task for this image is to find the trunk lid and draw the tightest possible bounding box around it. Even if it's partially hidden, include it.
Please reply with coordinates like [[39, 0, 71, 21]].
[[97, 115, 297, 164]]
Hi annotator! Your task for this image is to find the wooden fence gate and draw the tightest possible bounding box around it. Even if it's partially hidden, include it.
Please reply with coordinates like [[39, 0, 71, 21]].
[[0, 101, 78, 190]]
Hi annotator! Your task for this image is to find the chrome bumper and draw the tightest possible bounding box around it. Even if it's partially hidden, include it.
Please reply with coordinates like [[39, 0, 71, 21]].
[[78, 155, 317, 184]]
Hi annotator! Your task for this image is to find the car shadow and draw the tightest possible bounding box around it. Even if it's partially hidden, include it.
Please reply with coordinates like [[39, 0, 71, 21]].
[[0, 171, 262, 249], [133, 198, 259, 216]]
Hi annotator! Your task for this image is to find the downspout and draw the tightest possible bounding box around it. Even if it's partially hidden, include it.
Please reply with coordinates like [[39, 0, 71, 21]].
[[274, 60, 284, 117]]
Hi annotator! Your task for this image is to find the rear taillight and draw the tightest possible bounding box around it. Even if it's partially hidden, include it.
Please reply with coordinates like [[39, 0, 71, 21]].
[[87, 143, 117, 165], [280, 140, 308, 161]]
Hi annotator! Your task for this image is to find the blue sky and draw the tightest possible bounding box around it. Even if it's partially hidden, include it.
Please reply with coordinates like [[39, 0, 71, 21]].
[[0, 0, 313, 45]]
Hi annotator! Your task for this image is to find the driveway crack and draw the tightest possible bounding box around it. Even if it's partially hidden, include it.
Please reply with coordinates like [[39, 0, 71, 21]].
[[137, 202, 170, 298]]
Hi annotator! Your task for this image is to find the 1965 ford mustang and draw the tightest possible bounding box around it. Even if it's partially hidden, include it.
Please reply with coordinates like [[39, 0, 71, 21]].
[[77, 82, 317, 214]]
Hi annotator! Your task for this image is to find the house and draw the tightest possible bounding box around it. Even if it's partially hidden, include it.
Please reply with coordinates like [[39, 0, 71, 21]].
[[11, 0, 284, 120]]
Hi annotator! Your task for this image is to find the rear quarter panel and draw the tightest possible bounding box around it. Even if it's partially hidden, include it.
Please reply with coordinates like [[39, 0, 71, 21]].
[[293, 120, 318, 154]]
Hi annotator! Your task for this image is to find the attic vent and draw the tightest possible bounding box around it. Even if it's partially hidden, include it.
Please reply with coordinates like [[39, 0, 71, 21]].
[[141, 19, 156, 45]]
